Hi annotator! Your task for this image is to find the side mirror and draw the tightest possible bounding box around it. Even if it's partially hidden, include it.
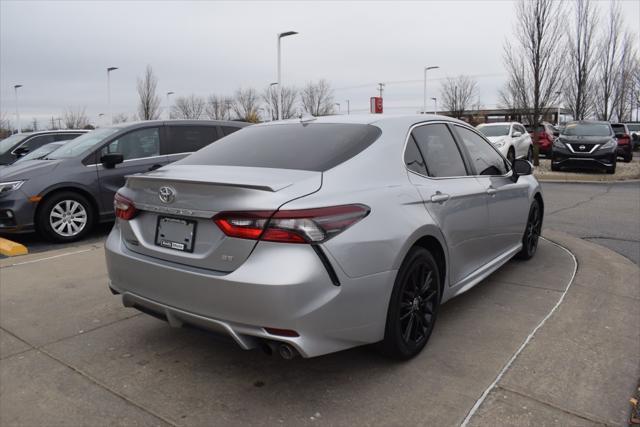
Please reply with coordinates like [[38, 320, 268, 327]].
[[101, 153, 124, 169], [511, 158, 533, 182], [14, 147, 29, 158], [553, 131, 560, 137], [512, 131, 522, 138]]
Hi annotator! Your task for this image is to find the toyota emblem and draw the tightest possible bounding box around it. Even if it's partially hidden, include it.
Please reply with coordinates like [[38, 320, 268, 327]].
[[158, 186, 176, 204]]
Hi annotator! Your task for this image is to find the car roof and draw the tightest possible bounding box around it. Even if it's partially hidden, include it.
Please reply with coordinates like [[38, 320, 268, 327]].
[[254, 114, 471, 129], [109, 119, 251, 130], [11, 129, 89, 137], [477, 122, 519, 126]]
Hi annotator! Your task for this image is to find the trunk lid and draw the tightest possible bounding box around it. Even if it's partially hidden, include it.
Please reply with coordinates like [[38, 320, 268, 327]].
[[119, 164, 321, 272]]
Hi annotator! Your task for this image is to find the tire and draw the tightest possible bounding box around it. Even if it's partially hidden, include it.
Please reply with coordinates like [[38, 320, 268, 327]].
[[551, 157, 560, 171], [36, 191, 95, 243], [507, 148, 515, 166], [379, 247, 440, 360], [606, 157, 617, 174], [527, 146, 533, 162], [623, 150, 632, 163], [516, 199, 542, 260]]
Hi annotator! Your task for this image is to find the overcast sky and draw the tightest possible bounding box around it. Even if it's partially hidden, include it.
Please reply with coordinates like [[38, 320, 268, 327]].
[[1, 0, 639, 127]]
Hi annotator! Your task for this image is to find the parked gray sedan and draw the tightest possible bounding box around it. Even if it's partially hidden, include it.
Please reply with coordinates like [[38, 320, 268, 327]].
[[0, 120, 248, 242], [105, 115, 543, 359]]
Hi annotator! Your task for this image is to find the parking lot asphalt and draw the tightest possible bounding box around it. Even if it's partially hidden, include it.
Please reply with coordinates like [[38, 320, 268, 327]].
[[1, 229, 638, 426]]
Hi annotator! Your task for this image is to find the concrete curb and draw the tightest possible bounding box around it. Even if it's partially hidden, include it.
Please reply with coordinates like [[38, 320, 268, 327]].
[[467, 229, 640, 426]]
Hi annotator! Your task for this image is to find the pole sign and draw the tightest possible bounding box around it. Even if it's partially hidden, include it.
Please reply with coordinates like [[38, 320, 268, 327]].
[[370, 97, 383, 114]]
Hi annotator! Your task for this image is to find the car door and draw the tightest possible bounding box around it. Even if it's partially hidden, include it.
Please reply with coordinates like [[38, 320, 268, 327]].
[[404, 122, 490, 286], [163, 124, 222, 164], [96, 126, 168, 213], [453, 125, 530, 258]]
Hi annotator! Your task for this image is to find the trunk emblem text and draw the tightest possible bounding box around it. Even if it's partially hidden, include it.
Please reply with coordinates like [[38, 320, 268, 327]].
[[158, 186, 176, 204]]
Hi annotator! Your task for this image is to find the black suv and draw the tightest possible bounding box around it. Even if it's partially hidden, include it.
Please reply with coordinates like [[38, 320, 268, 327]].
[[0, 120, 249, 242], [0, 130, 88, 165], [551, 121, 617, 174]]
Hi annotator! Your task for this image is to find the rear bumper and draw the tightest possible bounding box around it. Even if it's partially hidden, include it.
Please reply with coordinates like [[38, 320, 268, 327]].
[[105, 225, 395, 357]]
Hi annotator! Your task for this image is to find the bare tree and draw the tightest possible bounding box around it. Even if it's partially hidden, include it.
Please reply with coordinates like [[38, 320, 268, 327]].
[[439, 75, 478, 119], [0, 112, 11, 138], [564, 0, 599, 120], [205, 94, 233, 120], [63, 106, 90, 129], [31, 118, 38, 131], [594, 1, 622, 121], [136, 65, 161, 120], [613, 33, 638, 122], [263, 85, 298, 120], [232, 88, 260, 123], [172, 94, 205, 119], [502, 0, 564, 165], [112, 113, 129, 124], [300, 79, 335, 116]]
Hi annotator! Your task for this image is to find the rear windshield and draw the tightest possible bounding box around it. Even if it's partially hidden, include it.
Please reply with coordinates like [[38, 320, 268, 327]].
[[611, 124, 626, 132], [561, 123, 611, 137], [477, 125, 510, 137], [627, 124, 640, 131], [178, 123, 382, 172]]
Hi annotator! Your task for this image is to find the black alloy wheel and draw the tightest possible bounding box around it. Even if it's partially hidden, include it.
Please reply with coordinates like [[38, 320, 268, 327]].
[[516, 199, 542, 260]]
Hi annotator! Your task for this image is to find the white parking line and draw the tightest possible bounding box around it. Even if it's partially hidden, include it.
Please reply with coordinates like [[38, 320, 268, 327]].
[[2, 247, 99, 268], [459, 237, 578, 426]]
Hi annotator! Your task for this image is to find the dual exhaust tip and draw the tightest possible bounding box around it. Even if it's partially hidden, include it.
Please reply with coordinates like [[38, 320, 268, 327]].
[[260, 341, 299, 360]]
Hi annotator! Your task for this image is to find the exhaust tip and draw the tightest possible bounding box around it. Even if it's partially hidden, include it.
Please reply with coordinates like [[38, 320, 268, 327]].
[[278, 343, 298, 360]]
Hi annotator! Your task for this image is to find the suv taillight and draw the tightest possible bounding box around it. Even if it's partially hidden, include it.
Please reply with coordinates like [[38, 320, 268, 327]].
[[114, 192, 137, 220], [213, 204, 370, 244]]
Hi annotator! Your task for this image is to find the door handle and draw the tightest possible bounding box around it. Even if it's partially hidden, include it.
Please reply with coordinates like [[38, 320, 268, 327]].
[[148, 164, 162, 172], [430, 192, 450, 204], [486, 187, 497, 196]]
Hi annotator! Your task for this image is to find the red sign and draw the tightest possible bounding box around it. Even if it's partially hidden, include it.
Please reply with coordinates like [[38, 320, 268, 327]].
[[370, 97, 383, 114]]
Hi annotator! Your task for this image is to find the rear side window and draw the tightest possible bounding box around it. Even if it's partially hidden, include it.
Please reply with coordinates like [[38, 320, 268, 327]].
[[21, 134, 55, 151], [55, 133, 82, 142], [165, 126, 219, 154], [410, 124, 468, 178], [102, 127, 160, 161], [221, 126, 243, 136], [179, 123, 382, 172]]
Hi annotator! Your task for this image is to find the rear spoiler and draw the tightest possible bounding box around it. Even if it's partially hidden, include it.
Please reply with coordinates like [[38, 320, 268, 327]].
[[126, 174, 279, 192]]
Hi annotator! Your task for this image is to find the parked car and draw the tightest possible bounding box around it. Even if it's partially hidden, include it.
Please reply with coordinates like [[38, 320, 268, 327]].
[[611, 123, 633, 162], [0, 130, 88, 165], [0, 120, 248, 242], [551, 121, 618, 174], [105, 115, 543, 360], [476, 122, 533, 164], [525, 122, 556, 156], [12, 141, 66, 164], [624, 123, 640, 150]]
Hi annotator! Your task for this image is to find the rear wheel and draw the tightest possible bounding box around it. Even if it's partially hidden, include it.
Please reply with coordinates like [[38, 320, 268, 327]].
[[623, 149, 632, 163], [516, 199, 542, 260], [379, 247, 440, 360], [36, 191, 94, 243]]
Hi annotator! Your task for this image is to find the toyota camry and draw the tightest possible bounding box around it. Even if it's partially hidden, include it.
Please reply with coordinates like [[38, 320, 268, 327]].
[[105, 115, 543, 360]]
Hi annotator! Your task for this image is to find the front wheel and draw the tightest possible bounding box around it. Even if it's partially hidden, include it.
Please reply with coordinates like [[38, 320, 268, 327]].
[[36, 191, 94, 243], [527, 146, 533, 162], [379, 247, 440, 360], [516, 199, 542, 260]]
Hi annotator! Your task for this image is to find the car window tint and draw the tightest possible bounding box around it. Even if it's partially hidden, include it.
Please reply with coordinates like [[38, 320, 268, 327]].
[[179, 123, 382, 172], [221, 126, 243, 136], [102, 127, 160, 161], [404, 135, 428, 175], [455, 126, 508, 176], [55, 133, 82, 142], [21, 134, 56, 151], [411, 124, 467, 178], [165, 126, 219, 154]]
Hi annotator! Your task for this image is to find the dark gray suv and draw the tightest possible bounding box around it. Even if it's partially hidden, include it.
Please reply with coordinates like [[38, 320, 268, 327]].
[[0, 120, 249, 242], [0, 130, 88, 165]]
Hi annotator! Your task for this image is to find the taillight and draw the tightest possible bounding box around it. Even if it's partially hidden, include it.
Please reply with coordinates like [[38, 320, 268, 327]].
[[114, 192, 137, 220], [213, 204, 370, 244]]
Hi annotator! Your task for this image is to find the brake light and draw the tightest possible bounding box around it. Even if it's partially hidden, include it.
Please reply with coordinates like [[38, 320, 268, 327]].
[[213, 204, 370, 244], [114, 192, 137, 220]]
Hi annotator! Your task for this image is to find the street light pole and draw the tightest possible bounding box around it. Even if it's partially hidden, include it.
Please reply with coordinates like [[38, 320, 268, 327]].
[[268, 82, 278, 121], [13, 84, 23, 133], [277, 31, 298, 120], [166, 91, 174, 120], [423, 65, 439, 114], [345, 99, 350, 115], [555, 91, 562, 126], [107, 67, 118, 125], [432, 97, 437, 115]]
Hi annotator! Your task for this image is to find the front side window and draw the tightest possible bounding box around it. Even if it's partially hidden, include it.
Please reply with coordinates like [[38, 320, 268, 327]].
[[411, 124, 468, 178], [164, 126, 218, 154], [47, 127, 120, 159], [455, 126, 509, 176], [101, 127, 160, 161], [21, 134, 56, 151]]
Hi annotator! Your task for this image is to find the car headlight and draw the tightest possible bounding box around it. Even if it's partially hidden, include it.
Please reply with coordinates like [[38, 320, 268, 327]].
[[0, 180, 26, 194], [492, 139, 506, 148], [553, 139, 566, 149], [598, 139, 617, 150]]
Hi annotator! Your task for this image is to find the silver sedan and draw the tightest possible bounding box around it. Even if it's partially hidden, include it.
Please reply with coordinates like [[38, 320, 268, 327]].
[[105, 115, 543, 359]]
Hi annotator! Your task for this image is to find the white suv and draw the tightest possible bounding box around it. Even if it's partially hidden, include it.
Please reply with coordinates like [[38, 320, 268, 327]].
[[476, 122, 533, 164]]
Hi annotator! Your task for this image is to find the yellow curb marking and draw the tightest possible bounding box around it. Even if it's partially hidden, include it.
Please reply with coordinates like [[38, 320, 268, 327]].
[[0, 237, 28, 257]]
